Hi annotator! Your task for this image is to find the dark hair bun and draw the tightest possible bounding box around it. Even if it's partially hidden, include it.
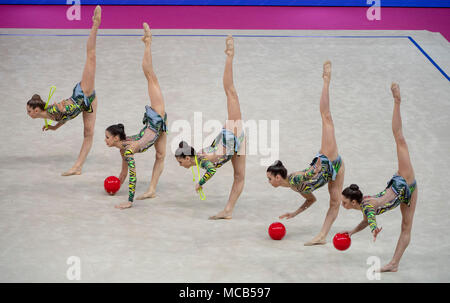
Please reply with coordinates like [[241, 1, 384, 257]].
[[179, 141, 188, 148], [105, 123, 127, 141], [349, 184, 359, 191], [27, 94, 45, 110], [275, 160, 283, 167], [175, 141, 195, 158], [267, 160, 288, 179], [32, 94, 42, 101], [342, 184, 363, 203]]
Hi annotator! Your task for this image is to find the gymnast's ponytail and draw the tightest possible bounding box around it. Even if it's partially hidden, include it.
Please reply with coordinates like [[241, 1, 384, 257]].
[[106, 123, 127, 140], [342, 184, 363, 204], [267, 160, 288, 179], [27, 94, 46, 111], [175, 141, 196, 158]]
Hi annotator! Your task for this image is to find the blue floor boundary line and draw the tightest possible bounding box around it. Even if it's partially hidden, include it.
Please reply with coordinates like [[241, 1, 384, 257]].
[[1, 33, 448, 81], [406, 36, 449, 81]]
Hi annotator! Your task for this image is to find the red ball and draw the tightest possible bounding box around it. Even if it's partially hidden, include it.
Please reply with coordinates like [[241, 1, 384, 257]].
[[268, 222, 286, 240], [104, 176, 121, 195], [333, 233, 351, 251]]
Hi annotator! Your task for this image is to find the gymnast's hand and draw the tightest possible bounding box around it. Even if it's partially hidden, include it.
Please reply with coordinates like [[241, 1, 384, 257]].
[[279, 211, 298, 220], [42, 125, 57, 131], [340, 230, 353, 237], [195, 183, 202, 193], [115, 201, 132, 210], [372, 227, 382, 242]]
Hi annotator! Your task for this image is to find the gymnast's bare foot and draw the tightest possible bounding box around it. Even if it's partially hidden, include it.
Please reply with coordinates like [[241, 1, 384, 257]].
[[142, 22, 152, 44], [391, 82, 401, 103], [380, 262, 399, 273], [136, 191, 156, 200], [115, 202, 132, 209], [92, 5, 101, 28], [323, 60, 332, 83], [209, 210, 233, 220], [61, 167, 82, 176], [304, 234, 327, 246], [224, 35, 234, 57]]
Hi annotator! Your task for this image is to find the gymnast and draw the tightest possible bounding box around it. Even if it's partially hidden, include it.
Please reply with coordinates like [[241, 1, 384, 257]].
[[175, 36, 246, 220], [26, 6, 101, 176], [266, 61, 345, 246], [341, 83, 418, 273], [105, 23, 167, 209]]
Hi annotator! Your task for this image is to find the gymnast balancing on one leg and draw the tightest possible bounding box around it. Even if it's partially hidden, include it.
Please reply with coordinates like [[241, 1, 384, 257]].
[[341, 83, 418, 273], [105, 23, 167, 210], [175, 36, 246, 220], [26, 6, 101, 176], [266, 61, 346, 246]]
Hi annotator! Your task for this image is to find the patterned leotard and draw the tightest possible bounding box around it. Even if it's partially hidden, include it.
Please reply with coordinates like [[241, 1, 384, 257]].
[[361, 174, 417, 232], [122, 106, 168, 202], [46, 82, 95, 123], [197, 128, 245, 186], [288, 153, 342, 194]]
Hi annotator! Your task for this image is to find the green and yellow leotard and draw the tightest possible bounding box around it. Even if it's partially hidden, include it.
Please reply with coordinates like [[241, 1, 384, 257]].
[[289, 153, 342, 194], [361, 174, 417, 232]]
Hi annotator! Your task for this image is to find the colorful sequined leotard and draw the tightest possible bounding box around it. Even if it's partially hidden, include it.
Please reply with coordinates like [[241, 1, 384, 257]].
[[288, 153, 342, 194], [197, 128, 245, 186], [122, 106, 168, 202], [46, 82, 96, 123], [361, 174, 417, 232]]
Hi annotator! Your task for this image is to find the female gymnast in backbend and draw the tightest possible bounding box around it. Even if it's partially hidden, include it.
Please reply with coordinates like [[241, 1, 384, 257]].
[[341, 83, 418, 273], [266, 61, 346, 246], [175, 36, 246, 220], [26, 6, 102, 176], [105, 23, 167, 210]]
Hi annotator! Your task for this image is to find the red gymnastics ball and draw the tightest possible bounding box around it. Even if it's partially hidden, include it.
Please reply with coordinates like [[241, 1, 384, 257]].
[[104, 176, 121, 195], [333, 233, 351, 251], [268, 222, 286, 240]]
